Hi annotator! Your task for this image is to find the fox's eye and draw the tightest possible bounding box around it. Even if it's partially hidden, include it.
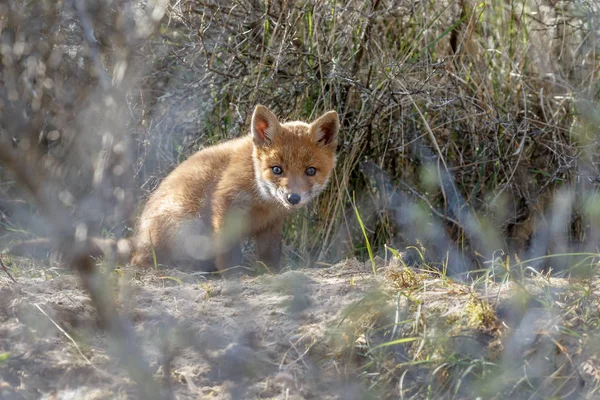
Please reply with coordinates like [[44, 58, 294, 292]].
[[272, 166, 283, 175], [305, 167, 316, 176]]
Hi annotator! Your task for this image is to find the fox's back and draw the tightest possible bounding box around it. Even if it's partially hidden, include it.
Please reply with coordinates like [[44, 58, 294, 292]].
[[142, 135, 254, 216]]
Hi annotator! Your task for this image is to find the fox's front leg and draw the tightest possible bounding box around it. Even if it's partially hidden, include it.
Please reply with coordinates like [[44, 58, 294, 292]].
[[255, 221, 284, 272], [212, 196, 245, 273], [213, 220, 243, 273], [213, 217, 243, 273], [214, 241, 242, 273]]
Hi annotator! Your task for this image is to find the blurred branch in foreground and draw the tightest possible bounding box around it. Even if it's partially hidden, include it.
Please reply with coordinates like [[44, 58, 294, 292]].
[[0, 0, 170, 397]]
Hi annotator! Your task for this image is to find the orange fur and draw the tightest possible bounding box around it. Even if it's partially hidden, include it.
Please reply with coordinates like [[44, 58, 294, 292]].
[[130, 105, 340, 272]]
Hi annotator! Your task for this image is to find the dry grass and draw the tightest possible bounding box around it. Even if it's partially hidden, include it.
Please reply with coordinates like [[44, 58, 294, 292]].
[[329, 257, 600, 398]]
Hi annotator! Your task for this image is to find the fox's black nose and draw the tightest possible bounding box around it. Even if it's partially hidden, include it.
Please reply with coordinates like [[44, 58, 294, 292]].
[[287, 193, 301, 205]]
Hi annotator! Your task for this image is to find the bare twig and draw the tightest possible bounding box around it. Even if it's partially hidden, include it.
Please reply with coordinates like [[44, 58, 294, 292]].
[[0, 256, 17, 283], [35, 303, 112, 378], [72, 0, 112, 91]]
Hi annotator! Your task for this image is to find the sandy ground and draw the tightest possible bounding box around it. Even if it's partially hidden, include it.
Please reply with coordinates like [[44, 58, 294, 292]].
[[1, 257, 597, 399], [0, 259, 383, 400]]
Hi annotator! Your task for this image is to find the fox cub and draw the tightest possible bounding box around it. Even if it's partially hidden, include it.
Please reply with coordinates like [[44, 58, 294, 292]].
[[130, 105, 340, 272]]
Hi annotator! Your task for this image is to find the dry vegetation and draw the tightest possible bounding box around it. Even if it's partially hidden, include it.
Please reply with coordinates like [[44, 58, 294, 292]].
[[1, 0, 600, 399]]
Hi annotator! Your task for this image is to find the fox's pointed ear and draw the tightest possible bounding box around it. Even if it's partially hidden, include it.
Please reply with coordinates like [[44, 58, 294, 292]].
[[252, 105, 280, 145], [310, 110, 339, 147]]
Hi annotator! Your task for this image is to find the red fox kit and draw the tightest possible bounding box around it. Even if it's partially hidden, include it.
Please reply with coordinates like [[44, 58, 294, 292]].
[[130, 105, 340, 272], [9, 105, 339, 272]]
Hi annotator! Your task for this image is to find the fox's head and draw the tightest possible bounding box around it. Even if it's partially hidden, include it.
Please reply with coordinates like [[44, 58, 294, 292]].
[[251, 105, 340, 210]]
